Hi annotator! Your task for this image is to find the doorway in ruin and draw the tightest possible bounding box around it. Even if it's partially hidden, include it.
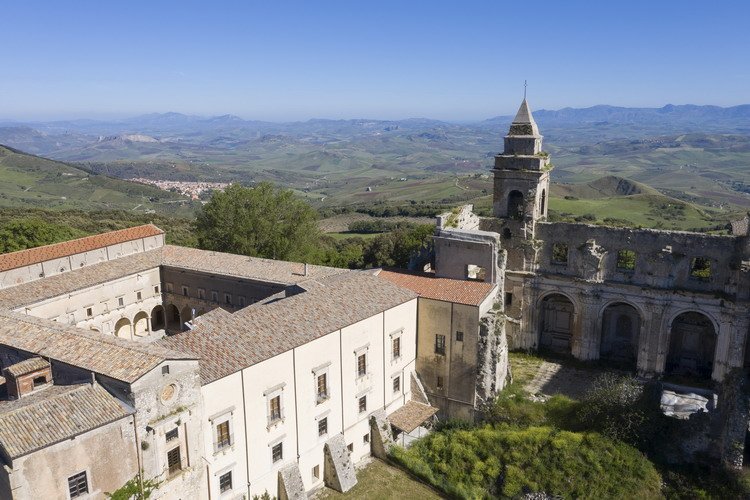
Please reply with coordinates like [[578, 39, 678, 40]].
[[600, 303, 640, 369], [151, 305, 165, 331], [539, 294, 575, 355], [114, 317, 131, 339], [167, 304, 181, 331], [666, 311, 716, 380], [508, 190, 524, 220]]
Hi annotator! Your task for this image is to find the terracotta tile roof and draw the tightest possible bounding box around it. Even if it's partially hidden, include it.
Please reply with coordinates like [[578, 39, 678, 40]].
[[0, 250, 163, 309], [376, 269, 496, 307], [0, 383, 132, 459], [162, 245, 347, 285], [158, 271, 418, 384], [3, 357, 49, 378], [0, 310, 195, 383], [388, 400, 438, 433], [0, 224, 163, 272]]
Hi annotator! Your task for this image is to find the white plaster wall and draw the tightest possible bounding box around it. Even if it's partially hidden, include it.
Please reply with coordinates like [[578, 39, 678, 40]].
[[201, 372, 248, 500]]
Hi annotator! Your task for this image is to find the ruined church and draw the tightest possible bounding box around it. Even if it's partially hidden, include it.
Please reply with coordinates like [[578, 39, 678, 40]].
[[0, 98, 747, 499]]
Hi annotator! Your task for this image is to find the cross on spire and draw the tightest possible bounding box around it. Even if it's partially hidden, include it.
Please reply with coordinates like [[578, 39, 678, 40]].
[[524, 80, 527, 100]]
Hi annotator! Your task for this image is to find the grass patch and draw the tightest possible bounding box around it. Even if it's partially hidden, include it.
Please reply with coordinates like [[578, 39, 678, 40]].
[[508, 351, 545, 386], [314, 458, 443, 500]]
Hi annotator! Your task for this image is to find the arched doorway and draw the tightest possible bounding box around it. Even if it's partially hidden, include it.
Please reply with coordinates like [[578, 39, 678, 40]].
[[508, 190, 524, 220], [114, 317, 132, 339], [600, 303, 640, 369], [539, 294, 575, 354], [167, 304, 181, 331], [181, 306, 193, 331], [151, 305, 165, 331], [666, 311, 716, 380], [133, 311, 150, 337]]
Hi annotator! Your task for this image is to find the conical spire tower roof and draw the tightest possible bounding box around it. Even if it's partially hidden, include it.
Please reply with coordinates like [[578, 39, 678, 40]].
[[508, 99, 540, 136]]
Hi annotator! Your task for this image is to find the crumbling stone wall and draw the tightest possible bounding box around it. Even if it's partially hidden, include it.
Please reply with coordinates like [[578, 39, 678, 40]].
[[475, 309, 508, 407]]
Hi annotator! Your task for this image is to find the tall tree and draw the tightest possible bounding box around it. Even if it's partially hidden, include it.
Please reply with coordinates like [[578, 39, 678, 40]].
[[195, 183, 321, 261]]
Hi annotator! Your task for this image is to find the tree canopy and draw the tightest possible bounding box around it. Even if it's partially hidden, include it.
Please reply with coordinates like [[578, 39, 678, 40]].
[[195, 183, 321, 261]]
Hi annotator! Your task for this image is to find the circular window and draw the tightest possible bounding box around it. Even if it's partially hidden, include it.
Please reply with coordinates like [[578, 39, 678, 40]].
[[161, 383, 178, 403]]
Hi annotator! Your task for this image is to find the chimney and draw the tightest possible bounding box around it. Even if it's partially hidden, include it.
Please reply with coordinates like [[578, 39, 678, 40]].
[[3, 357, 52, 399], [304, 263, 309, 276]]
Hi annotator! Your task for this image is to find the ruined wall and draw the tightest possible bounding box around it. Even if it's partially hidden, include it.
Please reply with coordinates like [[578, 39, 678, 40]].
[[434, 228, 504, 284]]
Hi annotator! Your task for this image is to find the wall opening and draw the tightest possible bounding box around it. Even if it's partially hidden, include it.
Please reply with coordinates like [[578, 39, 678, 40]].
[[551, 243, 569, 265], [114, 317, 131, 339], [466, 264, 487, 281], [539, 294, 574, 355], [616, 250, 636, 271], [167, 304, 181, 331], [507, 190, 524, 220], [690, 257, 711, 280], [600, 303, 640, 369], [666, 311, 716, 380], [540, 189, 546, 216], [151, 305, 165, 331], [133, 311, 150, 337]]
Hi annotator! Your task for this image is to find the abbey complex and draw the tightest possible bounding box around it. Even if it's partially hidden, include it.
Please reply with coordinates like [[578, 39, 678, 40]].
[[0, 100, 748, 499]]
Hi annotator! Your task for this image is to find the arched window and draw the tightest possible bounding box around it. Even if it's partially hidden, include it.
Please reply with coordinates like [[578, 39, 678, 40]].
[[508, 190, 524, 220]]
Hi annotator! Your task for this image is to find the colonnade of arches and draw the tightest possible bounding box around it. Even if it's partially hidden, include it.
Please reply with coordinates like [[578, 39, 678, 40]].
[[538, 293, 718, 380]]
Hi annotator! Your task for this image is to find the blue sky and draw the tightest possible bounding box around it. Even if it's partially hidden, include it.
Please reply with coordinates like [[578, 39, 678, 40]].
[[1, 0, 748, 121]]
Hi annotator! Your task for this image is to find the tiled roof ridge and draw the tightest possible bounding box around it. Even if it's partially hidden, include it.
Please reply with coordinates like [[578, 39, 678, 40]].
[[0, 224, 164, 272]]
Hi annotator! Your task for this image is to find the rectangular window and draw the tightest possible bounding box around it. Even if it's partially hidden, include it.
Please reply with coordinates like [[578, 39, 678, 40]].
[[690, 257, 711, 280], [167, 446, 182, 475], [456, 331, 464, 342], [86, 307, 93, 317], [224, 294, 232, 305], [154, 285, 160, 294], [117, 297, 124, 307], [67, 471, 88, 498], [435, 334, 446, 355], [363, 433, 370, 444], [393, 376, 401, 393], [162, 365, 170, 375], [272, 442, 283, 463], [166, 427, 178, 442], [347, 443, 354, 452], [219, 471, 233, 493], [318, 417, 328, 436], [239, 296, 246, 307], [358, 395, 367, 414], [136, 291, 142, 301], [392, 336, 401, 359], [211, 291, 219, 302], [357, 354, 367, 377], [316, 373, 328, 403], [437, 376, 444, 389], [182, 286, 189, 296], [198, 288, 205, 299], [216, 421, 231, 449], [269, 395, 282, 422], [313, 465, 320, 480], [617, 249, 636, 271], [552, 243, 569, 265], [166, 282, 173, 292], [505, 292, 513, 307]]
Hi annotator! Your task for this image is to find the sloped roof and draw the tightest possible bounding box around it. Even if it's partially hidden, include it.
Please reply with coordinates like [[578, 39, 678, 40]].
[[376, 269, 496, 307], [3, 357, 49, 378], [0, 311, 195, 383], [0, 250, 163, 309], [158, 271, 418, 384], [0, 224, 163, 272], [161, 245, 347, 285], [509, 99, 540, 136], [0, 383, 131, 459], [388, 400, 438, 433]]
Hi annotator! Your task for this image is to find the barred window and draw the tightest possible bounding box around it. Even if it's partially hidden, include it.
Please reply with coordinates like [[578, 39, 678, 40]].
[[166, 427, 178, 442], [316, 373, 328, 402], [392, 336, 401, 359], [358, 395, 367, 414], [167, 446, 182, 475], [357, 354, 366, 377], [216, 421, 231, 449], [269, 395, 282, 422], [393, 376, 401, 393], [435, 334, 446, 355], [318, 417, 328, 436], [272, 442, 283, 462], [67, 471, 88, 498], [219, 471, 233, 493]]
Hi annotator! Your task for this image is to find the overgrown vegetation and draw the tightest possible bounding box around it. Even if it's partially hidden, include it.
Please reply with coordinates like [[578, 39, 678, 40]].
[[105, 474, 160, 500]]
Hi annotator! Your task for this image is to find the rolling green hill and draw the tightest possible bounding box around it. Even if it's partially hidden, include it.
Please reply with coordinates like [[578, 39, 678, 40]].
[[0, 145, 197, 215]]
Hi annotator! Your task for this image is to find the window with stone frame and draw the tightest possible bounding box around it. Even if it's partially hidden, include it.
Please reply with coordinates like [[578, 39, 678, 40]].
[[219, 471, 233, 493], [551, 243, 569, 265], [316, 373, 328, 403], [216, 420, 231, 450], [392, 336, 401, 359], [435, 334, 446, 355], [68, 471, 88, 498], [167, 446, 182, 475], [357, 353, 367, 377], [318, 416, 328, 436], [616, 249, 636, 271], [272, 442, 283, 463], [358, 395, 367, 414], [269, 395, 282, 422], [392, 375, 401, 393], [166, 427, 178, 442]]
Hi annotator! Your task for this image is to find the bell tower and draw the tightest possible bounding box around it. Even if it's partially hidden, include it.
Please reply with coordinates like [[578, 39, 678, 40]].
[[492, 99, 551, 223]]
